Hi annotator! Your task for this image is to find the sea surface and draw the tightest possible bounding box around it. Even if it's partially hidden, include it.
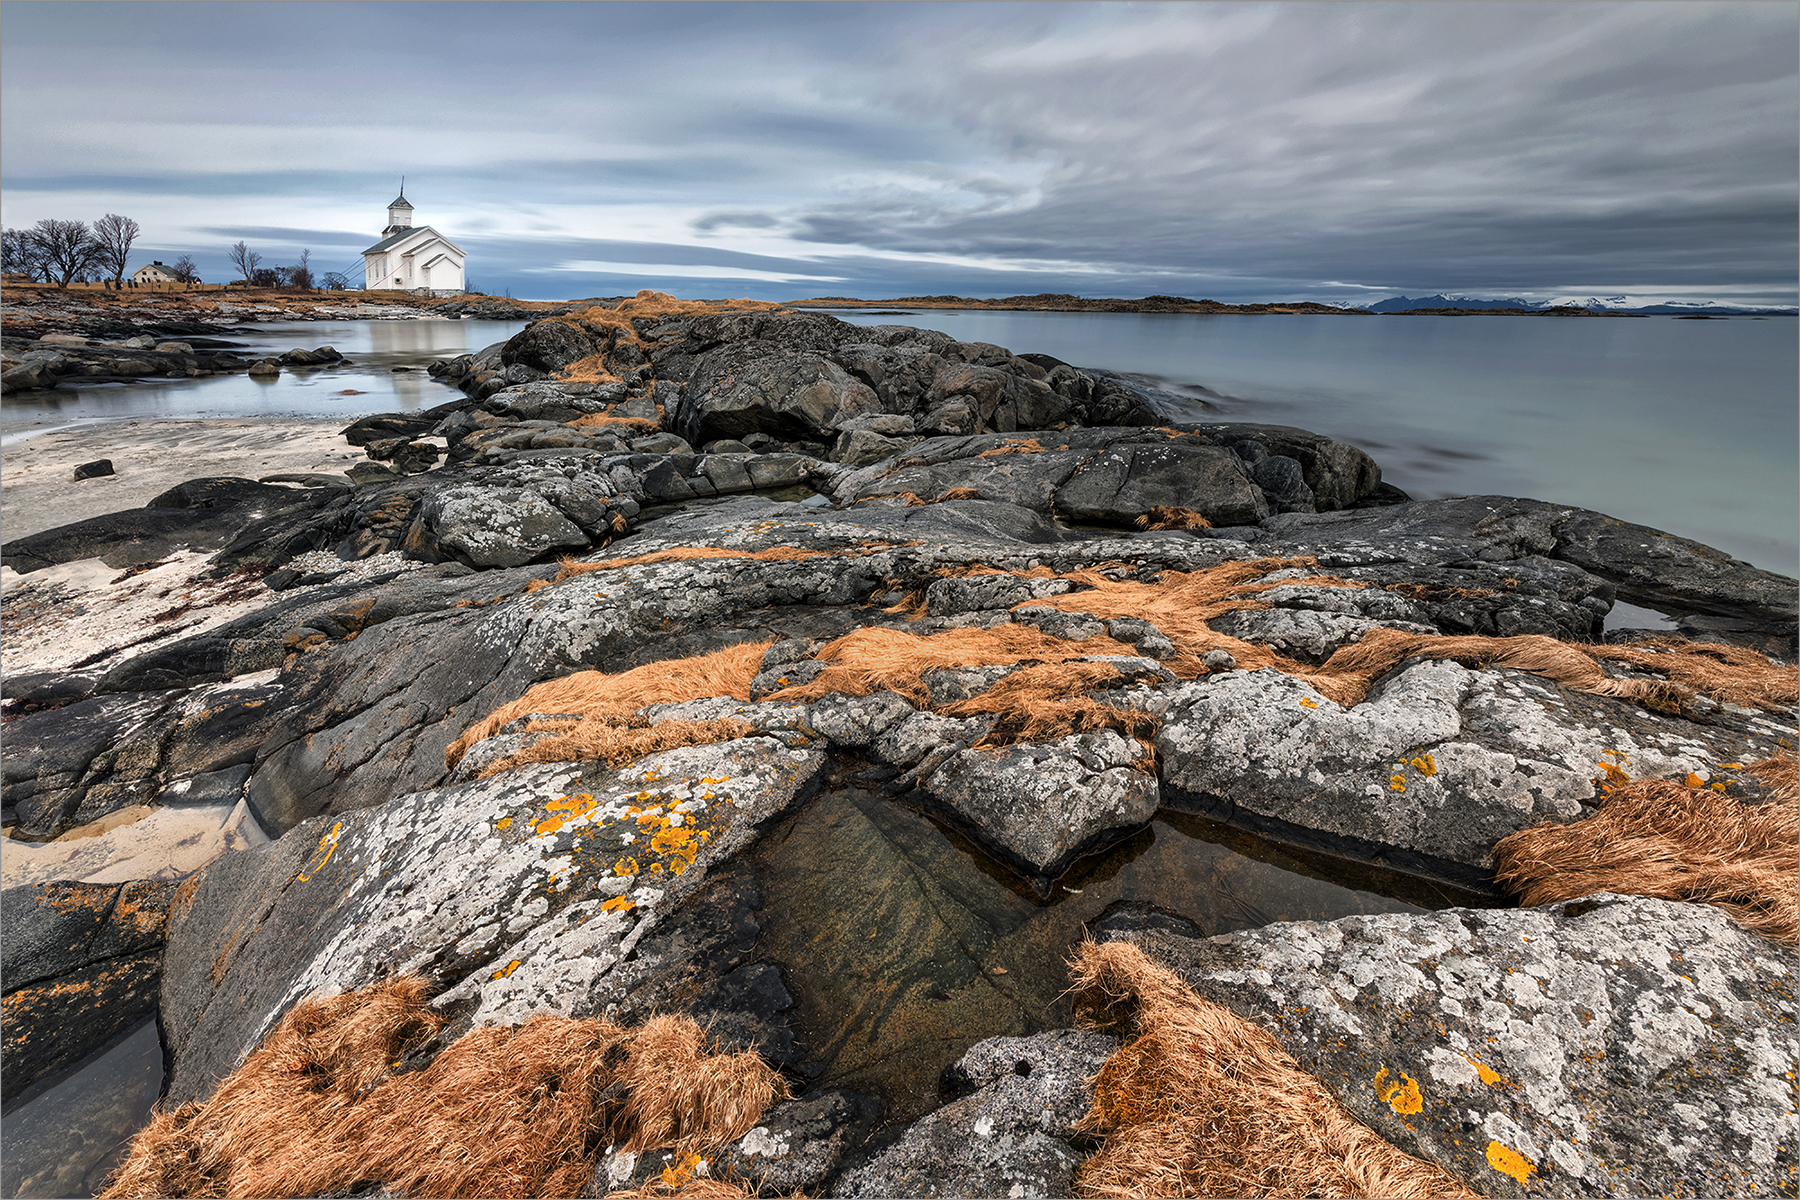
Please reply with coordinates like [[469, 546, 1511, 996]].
[[820, 309, 1799, 579], [3, 310, 1793, 577]]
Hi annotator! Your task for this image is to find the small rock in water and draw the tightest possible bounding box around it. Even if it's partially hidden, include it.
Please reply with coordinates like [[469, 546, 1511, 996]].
[[71, 459, 115, 481]]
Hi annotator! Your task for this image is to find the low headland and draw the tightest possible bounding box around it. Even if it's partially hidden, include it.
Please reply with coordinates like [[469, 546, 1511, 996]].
[[2, 286, 1795, 1200]]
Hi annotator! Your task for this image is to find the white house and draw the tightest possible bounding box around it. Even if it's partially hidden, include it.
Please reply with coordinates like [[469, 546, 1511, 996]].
[[361, 188, 466, 294], [131, 261, 186, 284]]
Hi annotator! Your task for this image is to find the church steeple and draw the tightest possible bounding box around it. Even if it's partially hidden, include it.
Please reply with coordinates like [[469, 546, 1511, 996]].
[[383, 181, 414, 236]]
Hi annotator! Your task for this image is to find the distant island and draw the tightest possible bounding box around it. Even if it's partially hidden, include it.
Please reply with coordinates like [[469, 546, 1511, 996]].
[[791, 292, 1792, 316]]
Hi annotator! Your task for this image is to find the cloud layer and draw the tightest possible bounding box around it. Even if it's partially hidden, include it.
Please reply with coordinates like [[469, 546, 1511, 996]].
[[3, 1, 1794, 303]]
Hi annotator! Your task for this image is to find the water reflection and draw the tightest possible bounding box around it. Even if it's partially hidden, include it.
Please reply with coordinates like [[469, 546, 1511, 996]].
[[751, 787, 1470, 1124], [1, 1019, 163, 1199], [1, 318, 527, 430]]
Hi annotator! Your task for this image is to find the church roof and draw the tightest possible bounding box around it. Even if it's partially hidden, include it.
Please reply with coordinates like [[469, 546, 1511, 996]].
[[362, 225, 464, 256], [388, 192, 413, 210]]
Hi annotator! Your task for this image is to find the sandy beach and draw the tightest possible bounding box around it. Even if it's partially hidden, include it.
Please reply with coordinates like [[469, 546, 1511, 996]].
[[1, 418, 366, 541]]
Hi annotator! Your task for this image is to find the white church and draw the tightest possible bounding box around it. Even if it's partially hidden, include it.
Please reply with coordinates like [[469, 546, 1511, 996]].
[[362, 187, 466, 294]]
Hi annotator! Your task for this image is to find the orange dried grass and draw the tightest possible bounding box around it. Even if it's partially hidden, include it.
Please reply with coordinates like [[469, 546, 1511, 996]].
[[100, 979, 781, 1200], [1133, 505, 1213, 531], [557, 354, 623, 385], [444, 641, 770, 768], [1492, 754, 1799, 943], [568, 412, 664, 435], [1070, 941, 1477, 1200]]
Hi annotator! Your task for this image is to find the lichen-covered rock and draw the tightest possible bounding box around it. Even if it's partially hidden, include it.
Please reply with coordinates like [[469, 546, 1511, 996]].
[[830, 1029, 1118, 1198], [1105, 894, 1799, 1198], [1156, 659, 1790, 888], [923, 731, 1160, 877], [159, 738, 826, 1105], [416, 464, 633, 569]]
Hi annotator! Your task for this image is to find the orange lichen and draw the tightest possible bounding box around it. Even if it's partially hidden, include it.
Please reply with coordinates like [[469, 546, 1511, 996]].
[[295, 822, 344, 883], [1484, 1140, 1536, 1185], [1373, 1068, 1423, 1115], [1462, 1055, 1505, 1087]]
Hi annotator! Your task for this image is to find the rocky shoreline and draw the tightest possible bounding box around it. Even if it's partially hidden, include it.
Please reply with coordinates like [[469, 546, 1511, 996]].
[[2, 292, 1795, 1198]]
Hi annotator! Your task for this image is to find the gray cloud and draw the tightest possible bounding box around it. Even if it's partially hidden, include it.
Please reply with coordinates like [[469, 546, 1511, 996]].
[[2, 1, 1792, 304]]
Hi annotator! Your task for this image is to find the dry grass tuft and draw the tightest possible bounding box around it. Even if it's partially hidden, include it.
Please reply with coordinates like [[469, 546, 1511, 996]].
[[1133, 506, 1213, 531], [1492, 753, 1799, 943], [1069, 941, 1477, 1200], [444, 641, 770, 769], [938, 486, 984, 501], [557, 354, 623, 385], [100, 978, 780, 1200], [483, 718, 758, 777], [568, 412, 664, 435], [975, 437, 1045, 457]]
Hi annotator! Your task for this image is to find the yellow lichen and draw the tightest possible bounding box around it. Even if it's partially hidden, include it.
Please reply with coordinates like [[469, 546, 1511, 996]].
[[1484, 1140, 1535, 1184], [1461, 1055, 1505, 1087], [296, 822, 345, 883], [1373, 1067, 1423, 1114]]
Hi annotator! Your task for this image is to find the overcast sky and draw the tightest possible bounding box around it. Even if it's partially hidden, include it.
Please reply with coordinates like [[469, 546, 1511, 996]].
[[3, 1, 1795, 304]]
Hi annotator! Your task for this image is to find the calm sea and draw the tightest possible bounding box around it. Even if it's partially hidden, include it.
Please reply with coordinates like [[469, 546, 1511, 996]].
[[3, 311, 1793, 577], [825, 310, 1799, 579]]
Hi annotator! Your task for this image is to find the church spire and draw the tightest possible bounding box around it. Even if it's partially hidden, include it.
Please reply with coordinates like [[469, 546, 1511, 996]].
[[384, 182, 414, 236]]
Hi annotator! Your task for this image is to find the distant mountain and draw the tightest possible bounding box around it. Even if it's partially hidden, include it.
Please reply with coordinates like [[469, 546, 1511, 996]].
[[1366, 294, 1540, 312], [1370, 293, 1796, 316]]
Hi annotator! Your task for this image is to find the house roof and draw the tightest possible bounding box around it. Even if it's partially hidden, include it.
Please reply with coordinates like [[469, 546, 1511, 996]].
[[362, 225, 463, 256]]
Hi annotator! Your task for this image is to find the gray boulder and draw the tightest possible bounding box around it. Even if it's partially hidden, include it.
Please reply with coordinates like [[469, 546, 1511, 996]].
[[676, 345, 881, 446], [499, 318, 600, 375], [923, 731, 1160, 877], [160, 738, 828, 1106], [830, 1029, 1118, 1198], [1105, 894, 1799, 1199]]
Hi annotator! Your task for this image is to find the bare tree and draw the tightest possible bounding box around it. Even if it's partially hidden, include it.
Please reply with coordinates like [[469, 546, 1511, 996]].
[[320, 270, 350, 291], [228, 240, 261, 285], [250, 266, 285, 288], [288, 248, 314, 291], [2, 227, 50, 280], [91, 213, 141, 283], [170, 254, 200, 283], [31, 218, 103, 287]]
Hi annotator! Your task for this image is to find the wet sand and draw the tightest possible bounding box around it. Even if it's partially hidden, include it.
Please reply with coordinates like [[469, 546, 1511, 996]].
[[1, 418, 364, 541]]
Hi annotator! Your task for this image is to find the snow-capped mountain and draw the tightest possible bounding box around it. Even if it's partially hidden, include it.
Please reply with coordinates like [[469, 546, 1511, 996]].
[[1368, 293, 1796, 315]]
